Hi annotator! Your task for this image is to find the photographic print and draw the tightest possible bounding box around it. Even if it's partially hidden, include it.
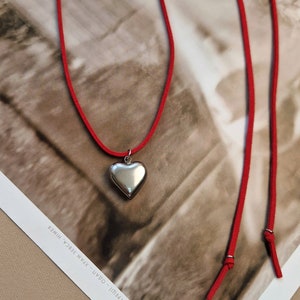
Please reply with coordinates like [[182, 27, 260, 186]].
[[0, 0, 299, 299]]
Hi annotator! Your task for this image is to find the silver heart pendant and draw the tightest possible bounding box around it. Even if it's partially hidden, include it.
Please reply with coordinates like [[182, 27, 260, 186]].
[[109, 159, 147, 199]]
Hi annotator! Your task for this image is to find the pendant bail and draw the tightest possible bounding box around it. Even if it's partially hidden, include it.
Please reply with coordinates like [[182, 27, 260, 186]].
[[124, 149, 132, 164]]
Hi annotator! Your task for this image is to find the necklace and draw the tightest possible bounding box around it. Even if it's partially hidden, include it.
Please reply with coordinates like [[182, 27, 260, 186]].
[[56, 0, 175, 199], [207, 1, 282, 298]]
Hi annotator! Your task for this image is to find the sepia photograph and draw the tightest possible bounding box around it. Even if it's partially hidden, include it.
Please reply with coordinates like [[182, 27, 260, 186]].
[[0, 0, 299, 299]]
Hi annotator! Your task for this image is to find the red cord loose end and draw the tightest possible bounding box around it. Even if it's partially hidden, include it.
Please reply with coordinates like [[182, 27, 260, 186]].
[[264, 230, 283, 278]]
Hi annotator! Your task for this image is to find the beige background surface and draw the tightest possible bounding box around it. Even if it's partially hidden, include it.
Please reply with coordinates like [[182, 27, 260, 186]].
[[0, 210, 88, 300]]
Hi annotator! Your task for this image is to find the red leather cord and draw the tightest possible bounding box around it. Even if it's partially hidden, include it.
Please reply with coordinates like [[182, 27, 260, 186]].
[[56, 0, 175, 157], [206, 1, 255, 297], [57, 0, 281, 297], [206, 0, 281, 299], [264, 0, 282, 279]]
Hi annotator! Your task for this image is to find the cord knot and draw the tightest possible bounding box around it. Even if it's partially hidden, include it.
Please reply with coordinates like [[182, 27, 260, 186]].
[[224, 255, 235, 270], [264, 229, 275, 243]]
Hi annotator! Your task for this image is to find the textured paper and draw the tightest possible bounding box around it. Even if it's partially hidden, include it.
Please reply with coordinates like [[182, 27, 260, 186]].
[[0, 172, 128, 300]]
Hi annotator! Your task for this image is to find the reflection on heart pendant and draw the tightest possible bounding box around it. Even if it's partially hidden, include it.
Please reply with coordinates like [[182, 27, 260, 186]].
[[109, 160, 147, 199]]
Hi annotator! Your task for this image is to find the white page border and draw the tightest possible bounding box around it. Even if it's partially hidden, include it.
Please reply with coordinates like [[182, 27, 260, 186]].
[[259, 245, 300, 300]]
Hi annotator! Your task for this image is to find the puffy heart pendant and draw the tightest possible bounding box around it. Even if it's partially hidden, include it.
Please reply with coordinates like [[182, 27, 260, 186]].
[[109, 157, 147, 199]]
